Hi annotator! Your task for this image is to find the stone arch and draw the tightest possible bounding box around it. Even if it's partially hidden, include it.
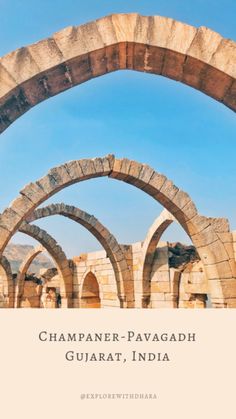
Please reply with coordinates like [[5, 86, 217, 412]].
[[0, 155, 235, 307], [25, 203, 133, 307], [15, 245, 45, 307], [0, 256, 14, 308], [141, 209, 175, 307], [81, 270, 101, 308], [0, 13, 235, 133], [18, 222, 73, 307]]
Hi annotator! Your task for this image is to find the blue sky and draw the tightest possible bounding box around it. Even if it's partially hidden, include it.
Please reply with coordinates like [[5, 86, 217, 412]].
[[0, 0, 235, 258]]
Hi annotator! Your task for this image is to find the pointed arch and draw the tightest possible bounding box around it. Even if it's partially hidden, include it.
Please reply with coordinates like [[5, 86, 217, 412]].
[[0, 13, 235, 133], [81, 270, 101, 308], [0, 155, 235, 307], [18, 222, 73, 307], [141, 209, 175, 307], [15, 245, 45, 307], [26, 203, 133, 307]]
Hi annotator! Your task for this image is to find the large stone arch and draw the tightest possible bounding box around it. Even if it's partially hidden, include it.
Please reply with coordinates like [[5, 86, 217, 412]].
[[0, 256, 14, 308], [18, 222, 73, 307], [15, 245, 45, 307], [141, 209, 175, 307], [0, 13, 235, 133], [25, 203, 133, 307], [0, 155, 235, 307]]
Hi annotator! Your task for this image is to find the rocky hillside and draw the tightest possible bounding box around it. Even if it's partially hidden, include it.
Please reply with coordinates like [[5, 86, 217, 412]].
[[3, 244, 53, 274]]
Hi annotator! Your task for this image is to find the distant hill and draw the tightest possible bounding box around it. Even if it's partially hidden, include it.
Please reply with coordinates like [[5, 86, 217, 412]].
[[3, 242, 200, 276], [3, 244, 53, 274]]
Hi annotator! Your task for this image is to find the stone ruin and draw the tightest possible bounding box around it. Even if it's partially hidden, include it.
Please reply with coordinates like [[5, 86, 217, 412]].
[[0, 14, 235, 308]]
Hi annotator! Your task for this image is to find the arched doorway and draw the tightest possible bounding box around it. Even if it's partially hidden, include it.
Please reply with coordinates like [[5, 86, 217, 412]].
[[81, 272, 101, 308]]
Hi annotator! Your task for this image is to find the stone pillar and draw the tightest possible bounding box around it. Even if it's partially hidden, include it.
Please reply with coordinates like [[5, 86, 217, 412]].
[[149, 243, 178, 308]]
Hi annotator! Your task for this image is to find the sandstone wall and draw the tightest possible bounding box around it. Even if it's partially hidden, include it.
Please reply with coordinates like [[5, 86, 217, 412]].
[[72, 251, 120, 308], [7, 235, 234, 308]]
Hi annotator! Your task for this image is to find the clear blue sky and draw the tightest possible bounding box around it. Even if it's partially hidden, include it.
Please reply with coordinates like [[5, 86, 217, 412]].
[[0, 0, 235, 258]]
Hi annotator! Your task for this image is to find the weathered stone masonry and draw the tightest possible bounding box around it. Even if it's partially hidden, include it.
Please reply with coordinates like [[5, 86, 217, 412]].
[[26, 203, 133, 307], [0, 14, 235, 308], [0, 13, 235, 134], [0, 156, 235, 308], [2, 238, 209, 309]]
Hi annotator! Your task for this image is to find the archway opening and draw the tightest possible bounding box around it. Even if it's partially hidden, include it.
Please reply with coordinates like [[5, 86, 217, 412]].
[[0, 13, 235, 137], [141, 213, 210, 309], [44, 286, 61, 309], [81, 272, 101, 308], [15, 249, 53, 308]]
